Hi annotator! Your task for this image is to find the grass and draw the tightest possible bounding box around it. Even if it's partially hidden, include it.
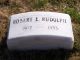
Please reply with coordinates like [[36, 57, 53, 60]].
[[32, 0, 48, 8], [0, 0, 80, 60], [64, 7, 80, 23]]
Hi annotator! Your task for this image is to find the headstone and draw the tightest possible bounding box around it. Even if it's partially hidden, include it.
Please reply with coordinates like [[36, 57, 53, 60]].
[[7, 12, 74, 50]]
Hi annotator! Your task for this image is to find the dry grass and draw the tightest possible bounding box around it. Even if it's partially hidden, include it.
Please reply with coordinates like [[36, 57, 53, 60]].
[[0, 0, 80, 60], [0, 7, 9, 42]]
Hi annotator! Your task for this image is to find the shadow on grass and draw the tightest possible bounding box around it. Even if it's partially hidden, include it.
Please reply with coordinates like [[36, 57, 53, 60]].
[[0, 0, 9, 7], [0, 33, 78, 60]]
